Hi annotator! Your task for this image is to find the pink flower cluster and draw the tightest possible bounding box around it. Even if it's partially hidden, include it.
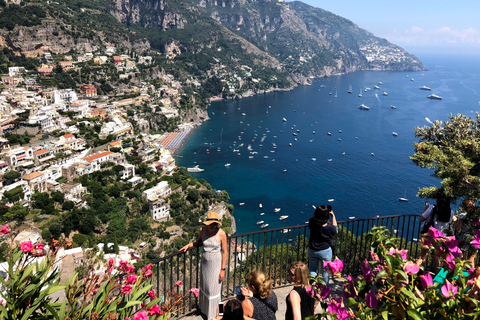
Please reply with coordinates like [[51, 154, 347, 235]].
[[327, 297, 349, 320], [323, 258, 343, 275]]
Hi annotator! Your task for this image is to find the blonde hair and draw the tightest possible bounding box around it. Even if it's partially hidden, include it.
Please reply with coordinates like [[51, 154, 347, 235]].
[[290, 261, 309, 287], [247, 270, 273, 299]]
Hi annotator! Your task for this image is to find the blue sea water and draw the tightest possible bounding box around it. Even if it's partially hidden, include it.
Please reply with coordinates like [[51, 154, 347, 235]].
[[177, 53, 480, 235]]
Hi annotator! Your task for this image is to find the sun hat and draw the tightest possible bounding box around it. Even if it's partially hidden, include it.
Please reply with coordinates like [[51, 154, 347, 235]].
[[203, 211, 222, 226]]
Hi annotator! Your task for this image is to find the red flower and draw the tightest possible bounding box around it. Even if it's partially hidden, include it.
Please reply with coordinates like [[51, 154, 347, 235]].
[[133, 310, 149, 320], [108, 259, 114, 266], [148, 304, 163, 316], [20, 241, 33, 253], [144, 269, 152, 278], [121, 285, 132, 295], [126, 265, 135, 274], [126, 275, 138, 285], [0, 224, 10, 235], [36, 243, 44, 251], [148, 290, 155, 299]]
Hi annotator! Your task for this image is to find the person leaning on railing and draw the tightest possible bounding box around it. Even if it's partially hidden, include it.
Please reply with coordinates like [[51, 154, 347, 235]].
[[307, 205, 338, 287], [285, 261, 316, 320], [180, 211, 228, 320], [240, 270, 278, 320]]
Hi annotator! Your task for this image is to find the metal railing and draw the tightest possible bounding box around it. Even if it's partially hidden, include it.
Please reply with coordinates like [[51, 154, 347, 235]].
[[150, 214, 422, 316]]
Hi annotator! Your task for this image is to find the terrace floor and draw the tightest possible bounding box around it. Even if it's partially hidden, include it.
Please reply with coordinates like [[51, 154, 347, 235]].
[[180, 277, 345, 320]]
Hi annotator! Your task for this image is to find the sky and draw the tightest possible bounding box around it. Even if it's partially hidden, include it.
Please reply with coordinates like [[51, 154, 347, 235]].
[[287, 1, 480, 55]]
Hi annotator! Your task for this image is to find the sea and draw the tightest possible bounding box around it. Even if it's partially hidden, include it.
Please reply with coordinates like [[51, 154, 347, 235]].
[[177, 52, 480, 235]]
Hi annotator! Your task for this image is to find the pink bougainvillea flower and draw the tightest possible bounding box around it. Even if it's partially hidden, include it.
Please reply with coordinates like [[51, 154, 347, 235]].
[[144, 269, 152, 278], [361, 260, 373, 283], [121, 285, 132, 295], [190, 288, 200, 297], [36, 243, 44, 251], [403, 261, 420, 275], [419, 273, 433, 289], [175, 280, 183, 287], [428, 227, 445, 240], [323, 258, 344, 275], [148, 290, 155, 299], [343, 275, 357, 300], [93, 288, 99, 293], [20, 241, 33, 253], [327, 297, 348, 320], [318, 284, 331, 299], [472, 218, 480, 226], [369, 250, 380, 262], [388, 248, 408, 260], [365, 291, 378, 309], [0, 224, 10, 235], [108, 259, 114, 266], [107, 266, 114, 274], [148, 304, 162, 316], [145, 263, 152, 270], [445, 253, 457, 270], [472, 236, 480, 250], [133, 310, 149, 320], [126, 275, 138, 285], [441, 280, 458, 298], [305, 286, 315, 297]]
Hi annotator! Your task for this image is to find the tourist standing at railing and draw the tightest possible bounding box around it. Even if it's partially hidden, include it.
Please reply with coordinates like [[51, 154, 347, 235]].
[[240, 270, 278, 320], [180, 211, 228, 320], [307, 205, 338, 287], [285, 261, 316, 320], [419, 193, 455, 271]]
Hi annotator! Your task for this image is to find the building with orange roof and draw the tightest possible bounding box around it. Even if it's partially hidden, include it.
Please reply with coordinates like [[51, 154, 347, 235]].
[[22, 171, 46, 193], [83, 151, 113, 173], [4, 146, 33, 168], [33, 148, 55, 164]]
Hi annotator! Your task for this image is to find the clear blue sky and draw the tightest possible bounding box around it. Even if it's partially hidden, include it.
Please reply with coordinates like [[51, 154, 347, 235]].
[[287, 1, 480, 54]]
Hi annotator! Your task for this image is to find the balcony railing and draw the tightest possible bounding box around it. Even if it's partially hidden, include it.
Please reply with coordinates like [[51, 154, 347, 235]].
[[150, 214, 422, 316]]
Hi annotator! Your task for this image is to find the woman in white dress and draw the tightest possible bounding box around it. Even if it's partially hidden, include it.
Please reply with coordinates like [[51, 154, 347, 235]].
[[180, 212, 228, 320]]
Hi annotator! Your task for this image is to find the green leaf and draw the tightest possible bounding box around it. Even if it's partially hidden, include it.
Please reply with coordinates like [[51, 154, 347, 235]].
[[407, 309, 424, 320], [46, 285, 65, 295], [381, 310, 389, 320], [375, 270, 388, 281], [401, 289, 417, 302]]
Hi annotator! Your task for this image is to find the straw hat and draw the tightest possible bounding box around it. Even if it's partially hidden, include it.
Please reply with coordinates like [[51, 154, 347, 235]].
[[203, 211, 222, 226]]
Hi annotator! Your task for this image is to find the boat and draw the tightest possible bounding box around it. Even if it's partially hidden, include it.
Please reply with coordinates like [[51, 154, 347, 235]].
[[339, 130, 342, 133], [312, 131, 315, 134], [359, 103, 370, 110], [283, 169, 287, 173], [338, 138, 342, 142], [392, 132, 398, 136], [256, 221, 265, 225], [349, 217, 356, 220], [283, 118, 287, 122], [279, 215, 289, 220], [187, 165, 204, 172], [259, 203, 262, 209], [411, 78, 415, 82], [327, 159, 332, 162], [239, 202, 245, 205], [358, 89, 363, 97], [427, 94, 443, 100], [260, 213, 265, 216], [293, 133, 297, 136], [373, 85, 380, 89], [260, 224, 269, 229], [371, 153, 375, 156], [399, 190, 408, 201], [225, 163, 231, 167], [383, 92, 388, 96], [328, 199, 334, 202], [378, 81, 383, 85], [391, 105, 396, 109], [274, 208, 281, 213], [289, 143, 292, 146], [282, 229, 289, 234], [335, 90, 337, 98], [242, 113, 246, 116], [420, 86, 432, 90], [327, 132, 331, 135], [312, 158, 316, 161], [348, 85, 352, 94]]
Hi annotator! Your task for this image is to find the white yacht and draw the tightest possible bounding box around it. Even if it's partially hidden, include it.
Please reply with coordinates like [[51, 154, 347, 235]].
[[187, 165, 204, 172], [359, 103, 370, 110], [274, 208, 281, 213], [420, 86, 432, 90], [427, 94, 443, 100], [312, 158, 317, 161], [279, 215, 289, 221], [373, 85, 380, 89], [391, 105, 397, 109], [260, 224, 269, 229], [383, 92, 388, 96], [225, 163, 231, 167], [392, 132, 398, 136], [399, 197, 408, 202], [259, 203, 263, 209], [256, 221, 265, 225], [283, 118, 287, 122], [239, 202, 245, 206]]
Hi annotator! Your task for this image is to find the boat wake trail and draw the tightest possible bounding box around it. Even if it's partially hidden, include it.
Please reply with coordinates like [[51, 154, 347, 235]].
[[425, 117, 433, 124]]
